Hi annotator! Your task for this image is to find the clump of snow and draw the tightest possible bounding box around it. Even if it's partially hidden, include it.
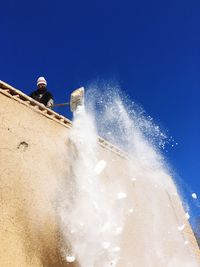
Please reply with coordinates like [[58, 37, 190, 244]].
[[100, 222, 111, 233], [79, 222, 84, 227], [185, 212, 190, 220], [192, 193, 197, 199], [178, 224, 185, 231], [114, 226, 123, 235], [94, 160, 107, 175], [117, 192, 127, 199], [112, 246, 121, 252], [131, 177, 137, 181], [66, 255, 76, 262], [102, 242, 111, 249]]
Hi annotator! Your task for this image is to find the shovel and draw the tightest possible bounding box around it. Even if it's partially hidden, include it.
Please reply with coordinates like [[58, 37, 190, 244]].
[[53, 87, 84, 112]]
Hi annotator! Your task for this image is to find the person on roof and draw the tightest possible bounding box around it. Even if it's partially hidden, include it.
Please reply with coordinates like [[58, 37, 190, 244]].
[[30, 77, 54, 108]]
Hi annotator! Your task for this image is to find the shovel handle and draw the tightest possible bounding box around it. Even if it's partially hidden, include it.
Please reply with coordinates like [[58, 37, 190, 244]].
[[53, 102, 70, 107]]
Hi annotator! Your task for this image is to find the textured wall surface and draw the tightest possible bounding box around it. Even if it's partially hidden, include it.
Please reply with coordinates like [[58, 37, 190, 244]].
[[0, 81, 199, 267]]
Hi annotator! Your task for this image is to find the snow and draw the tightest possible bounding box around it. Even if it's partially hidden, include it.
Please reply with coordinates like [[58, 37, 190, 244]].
[[114, 226, 123, 235], [185, 212, 190, 220], [109, 259, 118, 266], [192, 193, 197, 199], [102, 242, 111, 249], [94, 160, 107, 175], [129, 208, 134, 213], [117, 192, 127, 199], [178, 224, 185, 231], [100, 222, 110, 233], [112, 246, 121, 252], [66, 255, 76, 262]]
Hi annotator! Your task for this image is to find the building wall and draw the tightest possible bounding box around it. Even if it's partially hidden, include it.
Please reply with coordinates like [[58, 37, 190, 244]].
[[0, 81, 199, 267]]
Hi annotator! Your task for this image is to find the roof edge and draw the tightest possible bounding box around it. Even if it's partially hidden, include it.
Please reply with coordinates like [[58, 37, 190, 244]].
[[0, 80, 129, 159]]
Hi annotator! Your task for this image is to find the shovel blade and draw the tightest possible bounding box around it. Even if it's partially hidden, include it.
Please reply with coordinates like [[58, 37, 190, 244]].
[[70, 87, 84, 112]]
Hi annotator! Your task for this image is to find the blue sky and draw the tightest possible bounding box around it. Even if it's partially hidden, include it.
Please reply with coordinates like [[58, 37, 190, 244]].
[[1, 0, 200, 223]]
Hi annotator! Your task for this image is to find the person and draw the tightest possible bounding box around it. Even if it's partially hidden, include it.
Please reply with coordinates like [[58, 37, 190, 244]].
[[30, 77, 54, 108]]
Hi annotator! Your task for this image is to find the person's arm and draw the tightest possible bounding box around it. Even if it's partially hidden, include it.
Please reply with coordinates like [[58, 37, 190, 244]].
[[46, 98, 54, 109], [29, 91, 34, 98]]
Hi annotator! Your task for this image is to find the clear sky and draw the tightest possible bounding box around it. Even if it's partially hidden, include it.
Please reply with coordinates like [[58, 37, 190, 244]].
[[1, 0, 200, 223]]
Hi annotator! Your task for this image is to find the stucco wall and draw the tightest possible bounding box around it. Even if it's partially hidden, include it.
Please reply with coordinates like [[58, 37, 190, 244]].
[[0, 81, 199, 267]]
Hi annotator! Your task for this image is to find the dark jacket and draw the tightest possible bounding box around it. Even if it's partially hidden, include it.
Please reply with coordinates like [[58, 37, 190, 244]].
[[30, 89, 53, 107]]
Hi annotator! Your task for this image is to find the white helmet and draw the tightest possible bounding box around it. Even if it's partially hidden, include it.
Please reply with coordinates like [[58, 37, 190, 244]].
[[37, 76, 47, 86]]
